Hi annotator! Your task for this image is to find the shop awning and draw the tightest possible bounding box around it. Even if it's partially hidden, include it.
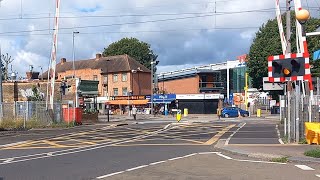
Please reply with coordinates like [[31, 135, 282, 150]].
[[108, 99, 149, 105]]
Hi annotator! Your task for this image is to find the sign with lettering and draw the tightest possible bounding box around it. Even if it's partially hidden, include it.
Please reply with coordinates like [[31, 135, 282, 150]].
[[112, 96, 146, 100]]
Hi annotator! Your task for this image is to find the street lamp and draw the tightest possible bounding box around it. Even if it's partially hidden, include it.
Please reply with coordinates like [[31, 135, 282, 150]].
[[72, 31, 79, 125], [105, 59, 111, 122], [72, 31, 79, 79], [38, 66, 43, 81]]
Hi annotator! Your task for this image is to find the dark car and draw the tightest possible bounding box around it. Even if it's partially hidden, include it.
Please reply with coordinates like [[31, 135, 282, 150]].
[[221, 107, 249, 118]]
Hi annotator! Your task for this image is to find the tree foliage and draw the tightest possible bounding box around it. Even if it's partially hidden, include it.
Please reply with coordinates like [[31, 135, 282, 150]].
[[103, 37, 158, 69], [247, 12, 320, 89], [1, 53, 14, 80]]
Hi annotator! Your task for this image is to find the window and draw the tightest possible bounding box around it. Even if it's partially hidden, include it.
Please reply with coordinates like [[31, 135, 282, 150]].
[[104, 75, 108, 82], [103, 88, 108, 97], [113, 88, 118, 96], [122, 73, 128, 82], [93, 75, 98, 81], [122, 87, 128, 96], [113, 74, 118, 82]]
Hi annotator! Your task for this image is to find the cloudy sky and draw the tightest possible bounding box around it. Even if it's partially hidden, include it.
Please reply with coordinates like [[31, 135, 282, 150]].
[[0, 0, 319, 77]]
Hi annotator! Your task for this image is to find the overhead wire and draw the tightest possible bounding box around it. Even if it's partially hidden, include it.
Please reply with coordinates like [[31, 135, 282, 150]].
[[0, 27, 260, 37], [0, 8, 278, 21], [0, 8, 279, 35]]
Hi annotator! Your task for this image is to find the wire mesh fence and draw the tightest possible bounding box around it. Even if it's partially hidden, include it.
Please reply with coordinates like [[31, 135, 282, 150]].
[[0, 101, 76, 129], [281, 94, 320, 143]]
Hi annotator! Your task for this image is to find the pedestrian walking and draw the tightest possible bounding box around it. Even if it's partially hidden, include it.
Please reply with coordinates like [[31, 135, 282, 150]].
[[132, 105, 137, 120]]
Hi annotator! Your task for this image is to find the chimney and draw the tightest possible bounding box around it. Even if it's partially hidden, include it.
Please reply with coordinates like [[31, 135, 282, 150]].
[[26, 72, 40, 80], [61, 58, 66, 64], [96, 53, 102, 60]]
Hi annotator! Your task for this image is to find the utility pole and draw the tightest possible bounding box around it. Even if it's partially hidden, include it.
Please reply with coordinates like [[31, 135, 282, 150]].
[[151, 60, 154, 115], [286, 0, 292, 142], [0, 46, 3, 121], [286, 0, 291, 54]]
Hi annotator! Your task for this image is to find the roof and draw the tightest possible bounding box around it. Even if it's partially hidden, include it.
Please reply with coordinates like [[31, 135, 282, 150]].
[[42, 54, 150, 79]]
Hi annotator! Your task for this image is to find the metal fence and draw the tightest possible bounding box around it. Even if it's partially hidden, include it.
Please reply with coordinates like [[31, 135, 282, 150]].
[[280, 94, 320, 143], [0, 101, 75, 129]]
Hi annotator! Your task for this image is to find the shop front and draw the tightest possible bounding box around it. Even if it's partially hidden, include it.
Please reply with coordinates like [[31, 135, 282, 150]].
[[107, 95, 149, 115]]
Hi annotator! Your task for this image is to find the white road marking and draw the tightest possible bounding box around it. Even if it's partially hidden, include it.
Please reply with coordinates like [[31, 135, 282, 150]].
[[3, 158, 14, 163], [295, 165, 315, 171], [234, 159, 286, 165], [216, 153, 232, 160], [96, 171, 124, 179], [276, 125, 284, 144], [168, 156, 185, 161], [47, 153, 53, 156], [164, 124, 171, 129], [126, 165, 148, 172], [278, 139, 284, 144], [149, 160, 167, 166], [315, 174, 320, 178], [183, 153, 197, 158], [198, 152, 219, 155], [225, 123, 246, 145]]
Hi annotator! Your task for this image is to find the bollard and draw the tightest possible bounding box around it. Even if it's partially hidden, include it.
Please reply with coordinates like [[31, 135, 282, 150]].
[[176, 109, 182, 122], [257, 109, 261, 117], [184, 108, 188, 117]]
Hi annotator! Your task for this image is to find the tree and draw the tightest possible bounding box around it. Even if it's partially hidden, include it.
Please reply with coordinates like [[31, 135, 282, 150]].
[[1, 53, 14, 80], [103, 37, 158, 69], [247, 12, 320, 89]]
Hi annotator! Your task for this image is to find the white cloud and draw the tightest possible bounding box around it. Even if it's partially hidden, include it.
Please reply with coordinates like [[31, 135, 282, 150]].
[[0, 0, 317, 78]]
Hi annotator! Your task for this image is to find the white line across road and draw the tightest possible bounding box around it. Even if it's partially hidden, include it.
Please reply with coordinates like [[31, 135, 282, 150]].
[[295, 165, 315, 171], [95, 151, 287, 179]]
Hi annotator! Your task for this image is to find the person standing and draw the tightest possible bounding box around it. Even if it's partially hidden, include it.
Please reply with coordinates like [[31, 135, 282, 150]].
[[132, 105, 137, 120]]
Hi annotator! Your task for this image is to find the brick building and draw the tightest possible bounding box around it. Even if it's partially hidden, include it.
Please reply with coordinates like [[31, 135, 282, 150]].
[[158, 60, 247, 102], [43, 54, 151, 98]]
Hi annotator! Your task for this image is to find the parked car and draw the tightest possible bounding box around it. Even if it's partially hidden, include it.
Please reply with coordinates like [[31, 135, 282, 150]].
[[221, 107, 249, 118]]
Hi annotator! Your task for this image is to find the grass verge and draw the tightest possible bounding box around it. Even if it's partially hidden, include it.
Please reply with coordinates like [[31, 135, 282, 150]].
[[304, 148, 320, 158], [270, 157, 289, 163]]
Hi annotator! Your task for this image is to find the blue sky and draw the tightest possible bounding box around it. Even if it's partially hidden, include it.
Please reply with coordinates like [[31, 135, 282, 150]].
[[0, 0, 319, 77]]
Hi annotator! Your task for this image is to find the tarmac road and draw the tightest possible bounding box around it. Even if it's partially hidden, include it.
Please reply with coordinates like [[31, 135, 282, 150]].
[[0, 121, 235, 180]]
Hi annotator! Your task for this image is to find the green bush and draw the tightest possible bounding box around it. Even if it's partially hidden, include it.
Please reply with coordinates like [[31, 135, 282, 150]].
[[304, 148, 320, 158], [0, 119, 24, 129]]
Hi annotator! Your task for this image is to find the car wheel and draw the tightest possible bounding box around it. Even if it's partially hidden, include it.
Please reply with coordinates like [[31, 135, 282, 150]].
[[224, 114, 229, 118], [243, 113, 248, 117]]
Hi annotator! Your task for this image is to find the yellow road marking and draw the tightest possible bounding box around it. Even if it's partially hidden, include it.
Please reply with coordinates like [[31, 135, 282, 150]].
[[157, 134, 204, 144], [4, 145, 85, 150], [42, 140, 66, 148], [112, 144, 205, 146], [204, 124, 236, 145], [5, 140, 40, 148], [67, 139, 97, 145]]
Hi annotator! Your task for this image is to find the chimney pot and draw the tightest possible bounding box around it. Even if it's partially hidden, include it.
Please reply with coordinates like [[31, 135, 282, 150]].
[[61, 58, 66, 64], [96, 53, 102, 60]]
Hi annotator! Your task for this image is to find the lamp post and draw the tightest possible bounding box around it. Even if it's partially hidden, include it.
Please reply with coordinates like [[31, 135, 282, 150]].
[[38, 66, 43, 81], [105, 59, 110, 122], [128, 69, 137, 117], [72, 31, 79, 124]]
